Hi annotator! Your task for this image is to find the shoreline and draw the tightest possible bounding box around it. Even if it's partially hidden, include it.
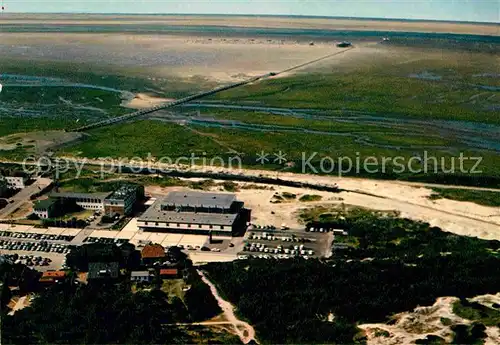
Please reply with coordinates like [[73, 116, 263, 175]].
[[0, 14, 498, 36]]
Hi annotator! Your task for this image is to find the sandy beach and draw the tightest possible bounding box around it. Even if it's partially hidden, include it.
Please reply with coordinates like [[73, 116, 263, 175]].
[[0, 32, 351, 82], [0, 14, 498, 36]]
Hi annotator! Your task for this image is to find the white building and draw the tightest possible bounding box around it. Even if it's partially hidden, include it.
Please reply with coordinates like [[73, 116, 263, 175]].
[[33, 199, 58, 219], [1, 175, 30, 189], [103, 184, 144, 216], [50, 192, 111, 211], [130, 271, 153, 283]]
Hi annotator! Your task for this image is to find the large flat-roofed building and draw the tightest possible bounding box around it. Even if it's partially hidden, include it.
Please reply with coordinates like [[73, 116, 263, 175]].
[[104, 184, 144, 216], [138, 191, 250, 237], [50, 192, 111, 211]]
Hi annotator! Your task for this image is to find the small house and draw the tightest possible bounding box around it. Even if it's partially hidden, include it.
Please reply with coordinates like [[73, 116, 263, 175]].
[[88, 262, 119, 280], [130, 271, 153, 283], [39, 271, 66, 285], [159, 268, 179, 279]]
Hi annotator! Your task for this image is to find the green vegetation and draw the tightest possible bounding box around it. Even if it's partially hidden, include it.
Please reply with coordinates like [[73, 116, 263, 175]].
[[210, 53, 500, 124], [0, 117, 75, 138], [2, 242, 227, 344], [452, 300, 500, 326], [3, 283, 184, 344], [451, 323, 488, 345], [281, 192, 297, 199], [220, 181, 239, 192], [2, 282, 225, 344], [2, 49, 499, 189], [440, 317, 453, 326], [430, 188, 500, 207], [299, 194, 322, 202], [55, 117, 500, 187], [0, 86, 125, 118], [0, 58, 217, 100], [415, 335, 447, 345], [62, 121, 227, 158], [57, 173, 238, 194], [0, 59, 219, 140], [203, 208, 500, 344]]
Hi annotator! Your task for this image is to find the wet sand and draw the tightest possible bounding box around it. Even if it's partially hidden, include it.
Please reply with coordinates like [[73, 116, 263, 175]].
[[0, 14, 498, 36]]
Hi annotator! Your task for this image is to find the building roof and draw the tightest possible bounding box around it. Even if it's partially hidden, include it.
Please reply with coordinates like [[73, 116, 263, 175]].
[[105, 184, 140, 201], [34, 198, 58, 210], [39, 271, 66, 282], [88, 261, 119, 279], [138, 198, 238, 226], [139, 210, 238, 226], [141, 244, 165, 258], [163, 191, 236, 209], [42, 271, 66, 278], [131, 271, 151, 277], [160, 268, 178, 276], [51, 192, 112, 200]]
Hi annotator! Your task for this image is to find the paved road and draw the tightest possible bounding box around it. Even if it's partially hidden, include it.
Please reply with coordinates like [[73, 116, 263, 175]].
[[0, 178, 53, 219]]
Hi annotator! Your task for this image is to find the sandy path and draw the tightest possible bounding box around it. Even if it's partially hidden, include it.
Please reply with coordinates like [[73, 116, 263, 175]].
[[122, 93, 175, 109], [197, 270, 258, 344], [8, 296, 28, 316]]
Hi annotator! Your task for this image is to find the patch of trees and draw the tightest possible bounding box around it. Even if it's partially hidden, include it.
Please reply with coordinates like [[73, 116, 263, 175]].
[[415, 335, 446, 344], [42, 217, 87, 229], [203, 210, 500, 344], [2, 265, 224, 344], [308, 208, 500, 262], [451, 323, 487, 345], [184, 273, 221, 322], [0, 261, 40, 295], [66, 243, 139, 271], [2, 283, 191, 344]]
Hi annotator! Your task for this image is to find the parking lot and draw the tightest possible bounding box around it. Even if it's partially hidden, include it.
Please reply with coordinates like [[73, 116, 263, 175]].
[[240, 228, 334, 259], [0, 228, 74, 253], [0, 251, 66, 272]]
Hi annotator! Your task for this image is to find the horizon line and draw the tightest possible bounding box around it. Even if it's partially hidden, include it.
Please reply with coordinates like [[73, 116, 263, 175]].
[[2, 12, 499, 25]]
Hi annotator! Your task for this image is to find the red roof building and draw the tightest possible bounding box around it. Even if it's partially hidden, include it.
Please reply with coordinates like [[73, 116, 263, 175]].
[[39, 271, 66, 284], [141, 244, 166, 265], [159, 268, 179, 278], [141, 244, 166, 258]]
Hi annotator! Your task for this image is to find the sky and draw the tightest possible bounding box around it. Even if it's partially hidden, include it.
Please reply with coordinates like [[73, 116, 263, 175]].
[[3, 1, 500, 23]]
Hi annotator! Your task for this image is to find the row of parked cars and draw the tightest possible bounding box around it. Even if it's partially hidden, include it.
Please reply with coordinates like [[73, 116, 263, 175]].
[[249, 224, 277, 230], [238, 254, 314, 260], [244, 242, 315, 256], [307, 227, 348, 235], [248, 232, 311, 243], [0, 239, 70, 254], [3, 254, 53, 266], [0, 231, 75, 242], [83, 237, 129, 244]]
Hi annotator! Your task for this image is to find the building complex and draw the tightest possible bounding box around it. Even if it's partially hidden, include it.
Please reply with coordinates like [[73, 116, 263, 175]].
[[137, 191, 250, 237], [38, 184, 145, 218]]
